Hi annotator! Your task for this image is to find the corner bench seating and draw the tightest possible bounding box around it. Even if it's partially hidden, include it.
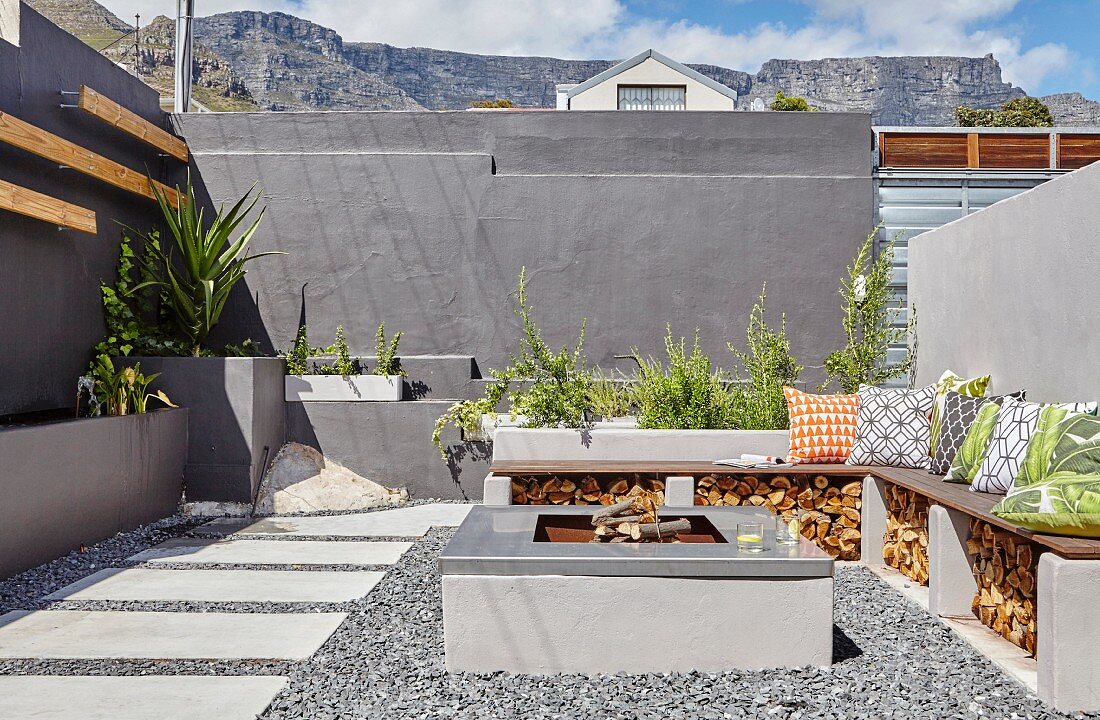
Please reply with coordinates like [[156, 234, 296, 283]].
[[484, 462, 1100, 713]]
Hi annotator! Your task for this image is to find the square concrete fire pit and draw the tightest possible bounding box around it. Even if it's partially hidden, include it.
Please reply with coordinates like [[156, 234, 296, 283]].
[[439, 506, 833, 674]]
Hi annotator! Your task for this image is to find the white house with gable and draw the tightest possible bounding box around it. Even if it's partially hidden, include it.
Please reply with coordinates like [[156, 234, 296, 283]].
[[556, 49, 738, 111]]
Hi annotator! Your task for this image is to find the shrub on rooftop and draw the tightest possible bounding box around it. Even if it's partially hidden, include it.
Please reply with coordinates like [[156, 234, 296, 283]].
[[955, 97, 1053, 127]]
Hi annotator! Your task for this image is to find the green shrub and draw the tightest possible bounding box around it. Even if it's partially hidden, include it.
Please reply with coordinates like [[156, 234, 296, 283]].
[[132, 173, 283, 356], [955, 97, 1053, 127], [433, 267, 590, 460], [587, 372, 634, 419], [85, 355, 176, 416], [631, 327, 735, 430], [374, 322, 404, 376], [770, 91, 813, 111], [471, 99, 514, 108], [728, 285, 803, 429], [284, 323, 317, 375], [317, 326, 360, 376], [822, 226, 915, 392]]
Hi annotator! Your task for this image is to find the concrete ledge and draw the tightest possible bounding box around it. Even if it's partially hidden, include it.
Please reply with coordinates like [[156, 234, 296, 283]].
[[443, 573, 832, 673], [664, 476, 695, 507], [0, 409, 187, 578], [492, 427, 790, 463], [1038, 554, 1100, 713]]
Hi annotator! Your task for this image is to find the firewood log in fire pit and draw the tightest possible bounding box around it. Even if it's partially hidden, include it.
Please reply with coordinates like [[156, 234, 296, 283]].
[[590, 486, 688, 543]]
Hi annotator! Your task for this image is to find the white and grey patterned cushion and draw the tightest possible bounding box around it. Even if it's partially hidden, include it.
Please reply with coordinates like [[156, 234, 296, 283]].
[[971, 397, 1099, 494], [847, 385, 937, 468], [930, 390, 1025, 475]]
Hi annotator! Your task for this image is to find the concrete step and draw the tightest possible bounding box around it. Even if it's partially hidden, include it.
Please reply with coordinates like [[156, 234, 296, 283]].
[[0, 610, 345, 660], [129, 538, 412, 565], [0, 675, 288, 720], [199, 503, 473, 538], [45, 568, 385, 603]]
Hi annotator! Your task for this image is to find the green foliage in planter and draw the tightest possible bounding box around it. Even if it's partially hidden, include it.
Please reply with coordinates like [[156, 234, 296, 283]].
[[587, 372, 634, 419], [433, 267, 590, 460], [94, 232, 191, 361], [131, 174, 283, 356], [284, 323, 318, 375], [728, 285, 803, 430], [316, 326, 360, 376], [86, 355, 176, 416], [471, 99, 514, 108], [770, 91, 813, 111], [631, 326, 736, 430], [222, 339, 263, 357], [955, 97, 1053, 127], [822, 226, 915, 392], [374, 322, 404, 377]]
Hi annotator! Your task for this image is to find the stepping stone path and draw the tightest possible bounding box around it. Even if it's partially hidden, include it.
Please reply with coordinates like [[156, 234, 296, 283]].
[[0, 503, 471, 719]]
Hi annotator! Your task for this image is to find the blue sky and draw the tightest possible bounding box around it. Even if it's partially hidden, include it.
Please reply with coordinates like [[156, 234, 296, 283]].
[[104, 0, 1099, 98]]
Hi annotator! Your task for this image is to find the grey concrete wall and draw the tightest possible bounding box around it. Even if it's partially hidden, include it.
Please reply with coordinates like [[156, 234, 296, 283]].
[[908, 161, 1100, 402], [177, 111, 873, 386], [119, 358, 286, 502], [286, 400, 491, 500], [0, 4, 180, 416], [0, 409, 187, 578]]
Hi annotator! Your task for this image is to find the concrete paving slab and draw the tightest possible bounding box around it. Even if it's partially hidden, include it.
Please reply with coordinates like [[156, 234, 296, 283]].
[[129, 537, 412, 565], [45, 568, 385, 603], [0, 675, 288, 720], [199, 503, 473, 537], [0, 610, 346, 660]]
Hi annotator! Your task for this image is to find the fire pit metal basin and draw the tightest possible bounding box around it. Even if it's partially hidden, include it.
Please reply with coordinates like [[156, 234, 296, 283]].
[[439, 506, 834, 673]]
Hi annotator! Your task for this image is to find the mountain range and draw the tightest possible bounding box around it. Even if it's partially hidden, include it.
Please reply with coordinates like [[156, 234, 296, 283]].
[[25, 0, 1100, 125]]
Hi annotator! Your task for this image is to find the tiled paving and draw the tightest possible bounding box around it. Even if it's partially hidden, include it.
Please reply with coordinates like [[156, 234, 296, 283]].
[[0, 503, 467, 719]]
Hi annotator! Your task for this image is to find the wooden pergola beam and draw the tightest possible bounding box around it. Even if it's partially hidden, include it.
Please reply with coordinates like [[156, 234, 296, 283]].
[[78, 85, 189, 163], [0, 178, 97, 234], [0, 110, 182, 208]]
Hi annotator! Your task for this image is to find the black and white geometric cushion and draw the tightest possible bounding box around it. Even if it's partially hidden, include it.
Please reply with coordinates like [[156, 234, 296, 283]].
[[971, 397, 1098, 494], [930, 390, 1025, 475], [847, 385, 937, 468]]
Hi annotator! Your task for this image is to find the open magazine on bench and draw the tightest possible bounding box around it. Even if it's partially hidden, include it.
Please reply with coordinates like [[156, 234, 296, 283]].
[[712, 453, 792, 469]]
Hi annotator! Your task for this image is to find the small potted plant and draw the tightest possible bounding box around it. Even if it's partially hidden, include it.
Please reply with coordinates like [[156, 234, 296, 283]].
[[284, 323, 405, 401]]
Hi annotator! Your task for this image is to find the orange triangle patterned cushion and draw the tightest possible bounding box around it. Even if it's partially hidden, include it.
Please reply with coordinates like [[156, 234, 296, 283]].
[[783, 386, 860, 464]]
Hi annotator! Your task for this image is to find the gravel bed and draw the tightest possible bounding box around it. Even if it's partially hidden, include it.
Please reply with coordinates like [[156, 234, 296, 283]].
[[0, 516, 202, 615], [1, 514, 1095, 719]]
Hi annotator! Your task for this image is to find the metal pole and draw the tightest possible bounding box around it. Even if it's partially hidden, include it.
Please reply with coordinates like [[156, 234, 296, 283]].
[[174, 0, 194, 113]]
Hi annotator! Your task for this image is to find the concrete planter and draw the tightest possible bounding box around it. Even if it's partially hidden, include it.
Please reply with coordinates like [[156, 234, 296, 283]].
[[0, 409, 187, 578], [492, 427, 790, 463], [285, 374, 403, 402], [117, 357, 286, 503]]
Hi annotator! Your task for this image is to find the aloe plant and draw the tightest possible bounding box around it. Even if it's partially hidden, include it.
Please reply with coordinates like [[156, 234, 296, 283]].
[[133, 173, 283, 355]]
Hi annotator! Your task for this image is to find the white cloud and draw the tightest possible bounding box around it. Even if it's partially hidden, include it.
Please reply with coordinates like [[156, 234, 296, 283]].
[[98, 0, 1074, 92]]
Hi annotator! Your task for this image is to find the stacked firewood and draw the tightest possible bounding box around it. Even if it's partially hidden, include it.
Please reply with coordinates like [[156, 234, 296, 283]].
[[511, 476, 665, 506], [590, 487, 687, 543], [968, 519, 1039, 655], [695, 475, 862, 560], [882, 484, 930, 584]]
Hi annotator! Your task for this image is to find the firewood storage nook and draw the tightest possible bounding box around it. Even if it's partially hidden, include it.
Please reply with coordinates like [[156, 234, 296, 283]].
[[439, 506, 834, 674]]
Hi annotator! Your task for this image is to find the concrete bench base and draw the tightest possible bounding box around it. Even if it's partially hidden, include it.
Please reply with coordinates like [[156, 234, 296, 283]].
[[442, 573, 833, 674]]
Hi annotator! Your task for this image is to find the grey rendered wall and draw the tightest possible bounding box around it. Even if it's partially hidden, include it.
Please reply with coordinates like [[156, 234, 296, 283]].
[[908, 161, 1100, 401], [0, 409, 187, 578], [177, 111, 873, 387], [0, 4, 179, 416]]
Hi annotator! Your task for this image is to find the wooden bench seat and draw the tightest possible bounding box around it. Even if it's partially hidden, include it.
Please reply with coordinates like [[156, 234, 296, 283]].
[[872, 467, 1100, 559]]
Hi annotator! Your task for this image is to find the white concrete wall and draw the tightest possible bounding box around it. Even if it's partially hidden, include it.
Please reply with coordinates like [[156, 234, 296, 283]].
[[908, 161, 1100, 402], [569, 57, 735, 110], [492, 427, 791, 463], [0, 0, 19, 46]]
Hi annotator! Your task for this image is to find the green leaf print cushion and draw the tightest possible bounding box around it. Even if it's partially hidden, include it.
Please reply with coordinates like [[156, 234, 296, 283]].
[[944, 401, 1001, 484], [993, 408, 1100, 537]]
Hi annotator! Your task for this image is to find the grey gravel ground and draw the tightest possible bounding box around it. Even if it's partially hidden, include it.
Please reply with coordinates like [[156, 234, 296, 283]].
[[1, 515, 1096, 720]]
